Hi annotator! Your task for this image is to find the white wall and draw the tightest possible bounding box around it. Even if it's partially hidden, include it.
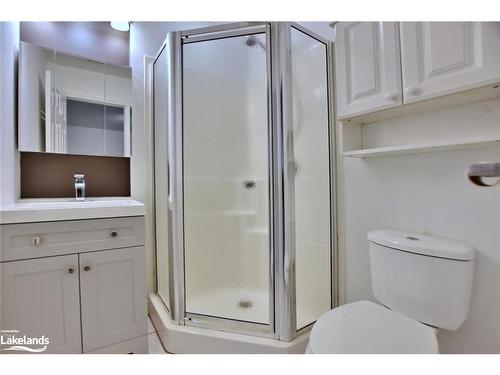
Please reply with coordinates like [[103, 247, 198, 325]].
[[341, 99, 500, 353], [0, 22, 20, 206]]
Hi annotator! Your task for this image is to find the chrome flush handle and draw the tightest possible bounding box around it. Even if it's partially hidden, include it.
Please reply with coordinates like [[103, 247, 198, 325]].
[[467, 162, 500, 187]]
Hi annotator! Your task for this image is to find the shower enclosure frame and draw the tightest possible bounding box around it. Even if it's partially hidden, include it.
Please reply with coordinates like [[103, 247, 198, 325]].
[[153, 21, 338, 342]]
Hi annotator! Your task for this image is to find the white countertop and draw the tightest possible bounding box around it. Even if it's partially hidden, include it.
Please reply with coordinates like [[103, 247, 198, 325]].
[[0, 198, 145, 224]]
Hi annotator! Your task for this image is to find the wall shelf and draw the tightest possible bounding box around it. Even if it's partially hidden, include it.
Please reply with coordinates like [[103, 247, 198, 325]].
[[343, 135, 500, 158]]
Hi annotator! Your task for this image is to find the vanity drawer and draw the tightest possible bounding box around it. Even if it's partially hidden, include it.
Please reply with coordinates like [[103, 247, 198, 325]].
[[0, 217, 145, 262]]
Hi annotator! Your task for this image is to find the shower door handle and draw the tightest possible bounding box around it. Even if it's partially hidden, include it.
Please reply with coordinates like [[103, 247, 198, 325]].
[[284, 250, 290, 285], [467, 162, 500, 187], [167, 162, 171, 198], [167, 161, 174, 207]]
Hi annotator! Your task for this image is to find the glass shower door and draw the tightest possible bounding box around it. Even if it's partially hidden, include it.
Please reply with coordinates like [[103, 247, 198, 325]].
[[182, 30, 271, 325], [290, 25, 332, 330]]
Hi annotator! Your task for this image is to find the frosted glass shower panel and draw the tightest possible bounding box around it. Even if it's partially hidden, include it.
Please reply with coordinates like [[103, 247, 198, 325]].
[[291, 27, 332, 330], [183, 33, 271, 324], [153, 46, 170, 310]]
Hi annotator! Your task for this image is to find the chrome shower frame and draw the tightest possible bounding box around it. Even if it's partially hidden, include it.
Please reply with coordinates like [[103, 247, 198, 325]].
[[153, 21, 338, 342]]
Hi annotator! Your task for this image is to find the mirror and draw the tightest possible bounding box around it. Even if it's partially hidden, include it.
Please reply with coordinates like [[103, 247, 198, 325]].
[[18, 42, 132, 157]]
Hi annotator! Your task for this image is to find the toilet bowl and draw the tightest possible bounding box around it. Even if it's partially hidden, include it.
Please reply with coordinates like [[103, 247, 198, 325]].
[[306, 301, 438, 354], [307, 230, 475, 354]]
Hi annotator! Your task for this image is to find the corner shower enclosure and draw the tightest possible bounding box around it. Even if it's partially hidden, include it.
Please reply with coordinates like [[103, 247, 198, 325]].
[[153, 22, 336, 342]]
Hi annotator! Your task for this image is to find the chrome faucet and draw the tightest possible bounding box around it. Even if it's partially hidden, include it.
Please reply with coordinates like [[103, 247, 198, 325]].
[[74, 174, 85, 200]]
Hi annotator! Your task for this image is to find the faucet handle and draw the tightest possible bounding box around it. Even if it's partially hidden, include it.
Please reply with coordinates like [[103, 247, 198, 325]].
[[74, 173, 85, 200]]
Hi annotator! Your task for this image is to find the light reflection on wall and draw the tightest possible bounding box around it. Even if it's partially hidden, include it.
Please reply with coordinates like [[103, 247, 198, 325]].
[[20, 22, 130, 66]]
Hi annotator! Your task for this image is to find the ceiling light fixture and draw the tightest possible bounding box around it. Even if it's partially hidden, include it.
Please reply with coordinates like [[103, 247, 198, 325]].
[[110, 22, 130, 32]]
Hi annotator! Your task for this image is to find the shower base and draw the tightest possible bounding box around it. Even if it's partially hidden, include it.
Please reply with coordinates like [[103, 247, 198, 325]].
[[148, 293, 310, 354], [187, 286, 318, 329]]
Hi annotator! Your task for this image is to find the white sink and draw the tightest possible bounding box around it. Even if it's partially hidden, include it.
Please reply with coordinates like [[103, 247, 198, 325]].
[[0, 198, 145, 224], [14, 199, 135, 209]]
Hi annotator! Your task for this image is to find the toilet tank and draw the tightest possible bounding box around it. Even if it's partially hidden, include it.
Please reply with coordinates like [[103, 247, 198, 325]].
[[367, 230, 475, 331]]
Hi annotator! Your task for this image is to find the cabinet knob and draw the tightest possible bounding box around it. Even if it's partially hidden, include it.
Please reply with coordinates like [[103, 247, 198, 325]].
[[110, 231, 118, 238], [67, 267, 75, 274], [32, 236, 41, 246], [83, 265, 91, 272], [385, 92, 398, 101], [405, 85, 419, 96]]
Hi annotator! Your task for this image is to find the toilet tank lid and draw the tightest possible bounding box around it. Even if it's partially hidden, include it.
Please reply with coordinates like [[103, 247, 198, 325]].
[[367, 230, 475, 261]]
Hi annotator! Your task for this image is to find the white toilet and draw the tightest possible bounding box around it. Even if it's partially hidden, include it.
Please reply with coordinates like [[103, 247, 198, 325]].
[[307, 230, 475, 354]]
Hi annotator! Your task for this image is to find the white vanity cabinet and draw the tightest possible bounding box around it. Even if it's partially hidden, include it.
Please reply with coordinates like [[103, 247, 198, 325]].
[[0, 216, 147, 354], [79, 246, 146, 352], [334, 22, 403, 118], [1, 255, 82, 354], [400, 22, 500, 103], [335, 22, 500, 118]]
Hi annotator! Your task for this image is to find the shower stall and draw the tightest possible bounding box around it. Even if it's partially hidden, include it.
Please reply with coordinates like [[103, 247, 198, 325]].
[[152, 22, 336, 349]]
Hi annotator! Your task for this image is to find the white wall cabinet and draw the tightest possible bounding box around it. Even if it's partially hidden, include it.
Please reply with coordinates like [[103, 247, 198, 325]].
[[335, 22, 500, 118], [0, 217, 147, 354], [335, 22, 402, 118], [400, 22, 500, 103]]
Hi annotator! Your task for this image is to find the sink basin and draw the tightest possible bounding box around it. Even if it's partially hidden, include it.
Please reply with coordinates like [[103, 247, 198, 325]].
[[14, 199, 135, 209], [0, 198, 145, 224]]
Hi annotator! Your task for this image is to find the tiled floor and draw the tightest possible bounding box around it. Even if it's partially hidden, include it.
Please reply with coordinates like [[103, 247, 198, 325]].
[[147, 316, 167, 354]]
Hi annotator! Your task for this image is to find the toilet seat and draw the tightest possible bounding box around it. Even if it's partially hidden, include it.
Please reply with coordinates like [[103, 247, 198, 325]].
[[307, 301, 439, 354]]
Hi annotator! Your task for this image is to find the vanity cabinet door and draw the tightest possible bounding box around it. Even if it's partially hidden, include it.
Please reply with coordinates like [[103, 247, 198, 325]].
[[335, 22, 403, 118], [79, 246, 147, 353], [1, 255, 82, 353], [400, 22, 500, 103]]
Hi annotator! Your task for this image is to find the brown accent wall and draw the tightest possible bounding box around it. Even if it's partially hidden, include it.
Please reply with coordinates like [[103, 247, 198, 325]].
[[20, 152, 130, 198]]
